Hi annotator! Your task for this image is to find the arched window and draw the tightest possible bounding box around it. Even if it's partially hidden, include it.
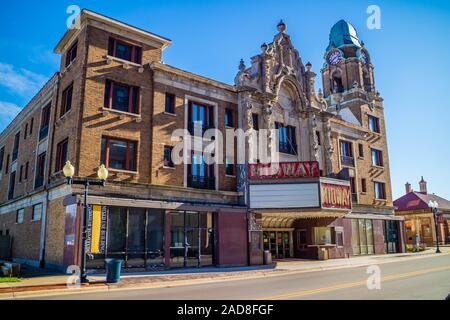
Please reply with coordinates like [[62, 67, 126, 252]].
[[331, 74, 344, 93]]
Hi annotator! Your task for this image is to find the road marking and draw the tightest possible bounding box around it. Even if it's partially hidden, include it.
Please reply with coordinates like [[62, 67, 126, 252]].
[[259, 264, 450, 300]]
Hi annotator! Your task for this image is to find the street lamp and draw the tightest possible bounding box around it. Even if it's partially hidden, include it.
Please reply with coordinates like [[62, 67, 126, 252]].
[[63, 161, 109, 283], [428, 200, 441, 254]]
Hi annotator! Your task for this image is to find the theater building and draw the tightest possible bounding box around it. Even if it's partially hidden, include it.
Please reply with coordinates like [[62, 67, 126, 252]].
[[0, 10, 404, 272]]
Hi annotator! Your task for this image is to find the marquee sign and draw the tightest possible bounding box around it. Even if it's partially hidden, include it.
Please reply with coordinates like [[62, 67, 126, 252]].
[[248, 161, 320, 180], [320, 183, 352, 210]]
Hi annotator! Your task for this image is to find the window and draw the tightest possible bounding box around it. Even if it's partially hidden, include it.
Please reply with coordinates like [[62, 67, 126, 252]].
[[350, 177, 357, 202], [335, 229, 344, 247], [61, 84, 73, 117], [55, 138, 69, 172], [5, 154, 9, 174], [252, 113, 259, 131], [12, 132, 20, 161], [358, 143, 364, 158], [35, 152, 46, 189], [8, 171, 16, 200], [374, 182, 386, 200], [368, 115, 380, 133], [188, 153, 215, 190], [29, 118, 34, 136], [24, 123, 28, 140], [225, 109, 234, 127], [19, 165, 23, 182], [361, 178, 367, 193], [32, 203, 43, 221], [188, 102, 214, 135], [0, 146, 4, 172], [225, 158, 235, 176], [275, 122, 297, 155], [104, 80, 139, 114], [101, 137, 137, 171], [16, 209, 24, 224], [296, 230, 307, 250], [340, 140, 354, 166], [108, 38, 142, 64], [163, 146, 174, 168], [165, 93, 175, 114], [316, 131, 321, 146], [65, 41, 78, 67], [314, 227, 332, 245], [24, 162, 29, 180], [39, 103, 51, 141], [371, 148, 383, 167]]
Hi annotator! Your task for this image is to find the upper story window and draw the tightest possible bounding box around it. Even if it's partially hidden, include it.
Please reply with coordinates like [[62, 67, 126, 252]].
[[358, 143, 364, 158], [225, 109, 234, 127], [108, 38, 142, 64], [165, 93, 175, 114], [61, 84, 73, 117], [368, 115, 380, 133], [374, 181, 387, 200], [187, 152, 215, 190], [163, 146, 174, 168], [0, 146, 5, 173], [55, 138, 69, 172], [104, 80, 140, 114], [340, 140, 354, 167], [371, 148, 383, 167], [188, 101, 214, 135], [24, 162, 28, 180], [8, 171, 16, 200], [101, 137, 137, 172], [12, 132, 20, 162], [32, 203, 43, 221], [16, 208, 24, 224], [24, 123, 28, 140], [5, 154, 10, 174], [275, 122, 297, 155], [361, 178, 367, 193], [225, 158, 235, 176], [29, 118, 34, 137], [252, 114, 259, 131], [35, 152, 46, 189], [65, 41, 78, 68], [39, 103, 51, 141], [316, 131, 321, 146]]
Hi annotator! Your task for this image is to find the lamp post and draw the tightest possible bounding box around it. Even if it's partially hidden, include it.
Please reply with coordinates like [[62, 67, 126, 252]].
[[428, 200, 441, 254], [63, 161, 109, 283]]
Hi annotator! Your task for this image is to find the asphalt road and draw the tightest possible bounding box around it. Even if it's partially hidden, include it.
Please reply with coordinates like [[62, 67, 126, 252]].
[[30, 254, 450, 300]]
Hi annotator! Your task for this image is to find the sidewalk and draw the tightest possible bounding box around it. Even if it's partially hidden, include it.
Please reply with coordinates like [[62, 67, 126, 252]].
[[1, 247, 448, 299]]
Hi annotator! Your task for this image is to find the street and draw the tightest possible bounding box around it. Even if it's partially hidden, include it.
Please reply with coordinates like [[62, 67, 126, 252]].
[[28, 254, 450, 300]]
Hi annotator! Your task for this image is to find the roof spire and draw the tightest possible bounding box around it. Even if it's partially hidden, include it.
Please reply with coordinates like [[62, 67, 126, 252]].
[[277, 19, 286, 33]]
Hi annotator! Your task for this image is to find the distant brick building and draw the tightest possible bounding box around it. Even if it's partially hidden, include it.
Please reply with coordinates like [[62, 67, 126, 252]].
[[0, 10, 404, 272], [394, 178, 450, 246]]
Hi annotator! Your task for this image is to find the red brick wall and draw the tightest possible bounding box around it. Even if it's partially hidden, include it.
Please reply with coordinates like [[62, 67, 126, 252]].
[[216, 210, 248, 266]]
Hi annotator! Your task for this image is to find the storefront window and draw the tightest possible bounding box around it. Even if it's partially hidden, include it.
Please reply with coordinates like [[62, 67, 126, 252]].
[[351, 219, 375, 255], [107, 207, 127, 256], [314, 227, 332, 245], [170, 211, 215, 268], [147, 210, 164, 266], [127, 208, 146, 267]]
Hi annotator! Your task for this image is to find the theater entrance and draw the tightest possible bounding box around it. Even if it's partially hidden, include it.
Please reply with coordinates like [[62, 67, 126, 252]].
[[263, 230, 293, 259]]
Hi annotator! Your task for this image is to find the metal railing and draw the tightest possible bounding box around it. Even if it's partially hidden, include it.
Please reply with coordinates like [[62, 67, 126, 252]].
[[341, 155, 355, 167], [187, 175, 215, 190]]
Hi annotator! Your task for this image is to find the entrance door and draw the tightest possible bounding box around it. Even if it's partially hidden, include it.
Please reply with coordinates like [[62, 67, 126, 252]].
[[263, 231, 292, 259], [384, 220, 399, 254]]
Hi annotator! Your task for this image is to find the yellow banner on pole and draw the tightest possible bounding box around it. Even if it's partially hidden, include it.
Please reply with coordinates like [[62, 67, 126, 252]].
[[90, 205, 102, 254]]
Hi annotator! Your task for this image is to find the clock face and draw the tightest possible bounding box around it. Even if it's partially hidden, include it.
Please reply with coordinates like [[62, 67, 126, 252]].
[[328, 50, 343, 66]]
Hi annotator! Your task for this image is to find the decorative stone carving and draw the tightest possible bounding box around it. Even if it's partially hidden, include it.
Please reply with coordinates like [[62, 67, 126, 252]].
[[324, 119, 335, 174], [311, 113, 320, 161]]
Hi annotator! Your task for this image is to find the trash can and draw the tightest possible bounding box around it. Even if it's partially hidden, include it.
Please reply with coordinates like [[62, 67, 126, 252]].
[[317, 248, 329, 260], [263, 250, 272, 265], [105, 259, 123, 284]]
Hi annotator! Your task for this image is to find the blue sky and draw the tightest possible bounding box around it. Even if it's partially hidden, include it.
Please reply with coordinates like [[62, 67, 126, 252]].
[[0, 0, 449, 200]]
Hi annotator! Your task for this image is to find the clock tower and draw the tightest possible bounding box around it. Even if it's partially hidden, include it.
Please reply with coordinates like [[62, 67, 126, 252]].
[[321, 20, 375, 99]]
